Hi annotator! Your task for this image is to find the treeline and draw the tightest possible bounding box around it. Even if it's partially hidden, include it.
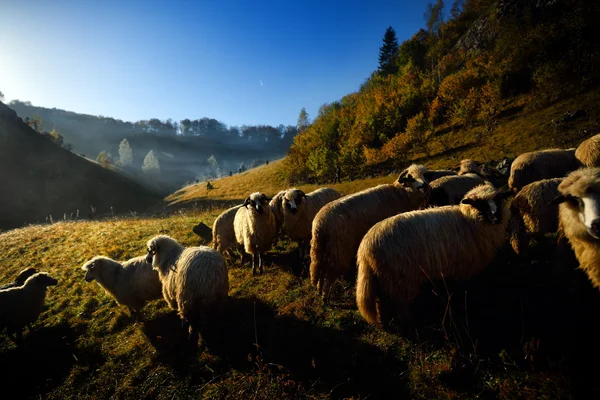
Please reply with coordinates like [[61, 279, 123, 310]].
[[286, 0, 600, 183]]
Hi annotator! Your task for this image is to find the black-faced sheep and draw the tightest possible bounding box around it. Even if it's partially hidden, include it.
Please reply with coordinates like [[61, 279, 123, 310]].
[[146, 235, 229, 339], [575, 133, 600, 168], [234, 192, 277, 275], [282, 187, 342, 267], [212, 204, 243, 256], [508, 148, 580, 192], [0, 272, 58, 342], [81, 255, 162, 317], [310, 171, 428, 302], [192, 221, 213, 244], [509, 178, 562, 254], [554, 168, 600, 289], [356, 183, 511, 328], [0, 267, 38, 290]]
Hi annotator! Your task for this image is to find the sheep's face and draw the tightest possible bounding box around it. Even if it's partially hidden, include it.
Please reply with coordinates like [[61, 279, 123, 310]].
[[397, 168, 428, 192], [26, 272, 58, 288], [82, 258, 101, 282], [555, 169, 600, 239], [146, 241, 158, 265], [461, 188, 511, 224], [283, 190, 305, 215], [244, 193, 271, 215]]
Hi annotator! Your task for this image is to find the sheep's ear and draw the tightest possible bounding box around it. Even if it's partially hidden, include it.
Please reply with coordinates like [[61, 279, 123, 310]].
[[460, 198, 476, 206], [550, 194, 567, 205], [243, 197, 251, 207]]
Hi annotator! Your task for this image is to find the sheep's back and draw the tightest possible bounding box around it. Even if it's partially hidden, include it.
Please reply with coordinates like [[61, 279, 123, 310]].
[[213, 205, 242, 251], [513, 178, 562, 233], [286, 188, 342, 243], [428, 174, 486, 205], [122, 256, 163, 302], [509, 149, 579, 191], [576, 134, 600, 167]]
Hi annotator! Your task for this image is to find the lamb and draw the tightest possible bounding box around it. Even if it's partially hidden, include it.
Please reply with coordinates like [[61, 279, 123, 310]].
[[427, 173, 486, 206], [282, 187, 342, 266], [146, 235, 229, 339], [509, 178, 563, 254], [310, 170, 428, 301], [270, 190, 287, 246], [575, 133, 600, 167], [0, 267, 38, 290], [0, 272, 58, 342], [81, 255, 163, 317], [508, 148, 580, 192], [554, 168, 600, 289], [211, 204, 243, 255], [234, 192, 277, 275], [356, 183, 511, 327]]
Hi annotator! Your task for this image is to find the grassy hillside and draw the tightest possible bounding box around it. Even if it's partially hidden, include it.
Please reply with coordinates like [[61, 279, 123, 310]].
[[3, 205, 596, 399], [0, 102, 162, 230]]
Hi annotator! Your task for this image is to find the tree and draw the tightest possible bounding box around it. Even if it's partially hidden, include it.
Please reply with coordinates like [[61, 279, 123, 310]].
[[142, 150, 160, 174], [48, 128, 64, 147], [207, 154, 218, 178], [26, 114, 44, 133], [425, 0, 445, 37], [297, 108, 310, 132], [378, 26, 400, 76], [96, 151, 112, 168], [118, 138, 133, 167]]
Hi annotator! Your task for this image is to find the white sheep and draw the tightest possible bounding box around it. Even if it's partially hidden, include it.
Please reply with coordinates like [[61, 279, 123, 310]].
[[282, 187, 342, 267], [310, 169, 428, 302], [508, 148, 580, 192], [81, 255, 163, 317], [356, 183, 511, 328], [0, 272, 58, 342], [234, 192, 277, 275], [270, 190, 287, 246], [146, 235, 229, 339], [554, 168, 600, 289], [212, 204, 243, 256]]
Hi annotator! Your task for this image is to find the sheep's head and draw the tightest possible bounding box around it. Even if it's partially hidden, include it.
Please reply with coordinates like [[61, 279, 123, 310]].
[[192, 221, 212, 242], [146, 234, 179, 270], [269, 190, 286, 210], [24, 272, 58, 288], [553, 167, 600, 239], [243, 192, 271, 215], [282, 189, 306, 215], [81, 256, 115, 282], [458, 159, 483, 176], [14, 267, 38, 286], [460, 183, 512, 224], [397, 164, 429, 192]]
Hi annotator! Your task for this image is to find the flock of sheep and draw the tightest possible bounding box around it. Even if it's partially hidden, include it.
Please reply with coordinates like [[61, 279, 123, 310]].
[[2, 133, 600, 344]]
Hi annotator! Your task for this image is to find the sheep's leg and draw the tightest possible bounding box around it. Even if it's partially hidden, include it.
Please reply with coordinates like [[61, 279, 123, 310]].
[[259, 253, 264, 274], [252, 253, 258, 276], [322, 278, 335, 306]]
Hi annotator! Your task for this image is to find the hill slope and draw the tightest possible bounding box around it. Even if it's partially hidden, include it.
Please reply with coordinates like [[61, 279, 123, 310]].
[[0, 102, 162, 230]]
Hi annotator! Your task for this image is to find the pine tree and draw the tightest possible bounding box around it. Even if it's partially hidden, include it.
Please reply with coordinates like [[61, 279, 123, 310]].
[[378, 26, 400, 76], [142, 150, 160, 174], [118, 138, 133, 167]]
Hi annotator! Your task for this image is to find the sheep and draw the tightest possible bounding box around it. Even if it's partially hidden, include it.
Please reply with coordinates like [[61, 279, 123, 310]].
[[282, 187, 342, 268], [398, 163, 455, 186], [234, 192, 277, 275], [575, 133, 600, 167], [211, 204, 243, 256], [0, 272, 58, 342], [81, 255, 162, 318], [270, 190, 287, 246], [509, 178, 563, 254], [0, 267, 38, 290], [356, 183, 511, 328], [310, 170, 428, 302], [458, 159, 483, 176], [145, 235, 229, 339], [508, 148, 580, 192], [554, 168, 600, 289], [427, 173, 486, 206], [192, 221, 213, 244]]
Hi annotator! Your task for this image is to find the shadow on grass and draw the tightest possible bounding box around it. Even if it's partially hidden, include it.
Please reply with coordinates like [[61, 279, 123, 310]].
[[142, 296, 410, 399], [0, 322, 100, 398]]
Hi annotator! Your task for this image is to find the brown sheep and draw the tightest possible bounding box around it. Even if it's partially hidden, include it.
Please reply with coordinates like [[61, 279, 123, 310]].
[[575, 133, 600, 167], [508, 148, 580, 192]]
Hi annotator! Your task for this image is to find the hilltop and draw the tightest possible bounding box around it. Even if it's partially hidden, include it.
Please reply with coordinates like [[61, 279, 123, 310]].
[[0, 102, 162, 230]]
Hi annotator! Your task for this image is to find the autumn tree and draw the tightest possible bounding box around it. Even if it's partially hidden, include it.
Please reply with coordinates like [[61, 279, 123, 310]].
[[378, 26, 399, 76], [96, 151, 112, 168], [142, 150, 160, 174], [297, 108, 310, 132], [118, 138, 133, 167]]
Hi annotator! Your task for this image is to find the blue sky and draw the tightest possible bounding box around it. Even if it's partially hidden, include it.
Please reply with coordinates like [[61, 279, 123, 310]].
[[0, 0, 428, 128]]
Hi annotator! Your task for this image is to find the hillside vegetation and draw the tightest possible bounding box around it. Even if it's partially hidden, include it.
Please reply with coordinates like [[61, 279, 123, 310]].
[[0, 102, 161, 231]]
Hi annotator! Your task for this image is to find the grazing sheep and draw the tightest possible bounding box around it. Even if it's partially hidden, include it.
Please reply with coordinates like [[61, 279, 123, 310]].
[[356, 183, 511, 327], [575, 133, 600, 167], [508, 148, 580, 192], [81, 255, 162, 317], [509, 178, 563, 254], [212, 204, 243, 255], [192, 221, 213, 244], [0, 272, 58, 342], [282, 187, 342, 267], [0, 267, 38, 290], [146, 235, 229, 339], [270, 190, 287, 246], [310, 171, 428, 301], [458, 159, 483, 176], [234, 192, 277, 275], [554, 168, 600, 289], [427, 173, 486, 206], [398, 164, 455, 186]]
